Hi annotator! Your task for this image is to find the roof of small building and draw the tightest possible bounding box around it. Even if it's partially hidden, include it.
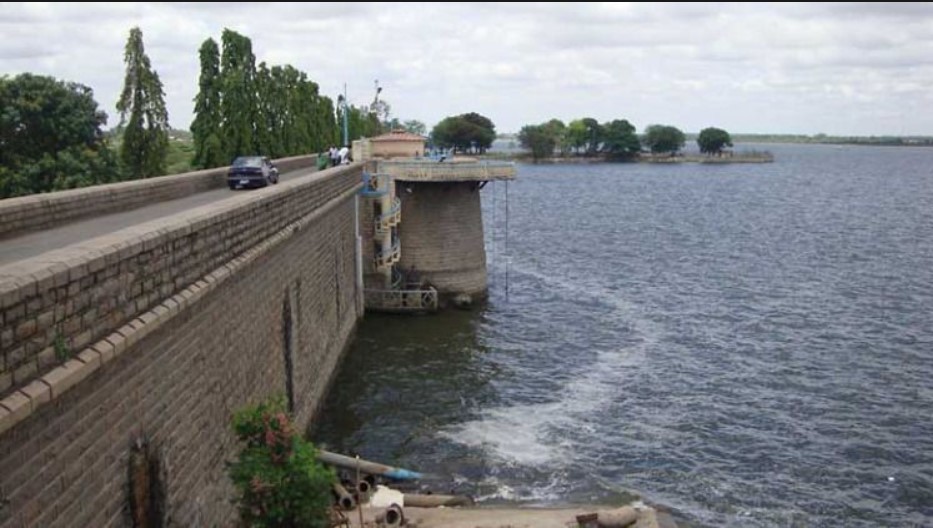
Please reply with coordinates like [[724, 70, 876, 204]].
[[370, 129, 426, 143]]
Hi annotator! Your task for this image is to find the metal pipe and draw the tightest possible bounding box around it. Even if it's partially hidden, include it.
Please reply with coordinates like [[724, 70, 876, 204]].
[[332, 482, 356, 511], [355, 193, 363, 316], [575, 506, 638, 528], [375, 503, 404, 527], [402, 493, 474, 508], [317, 450, 423, 481], [355, 478, 372, 496]]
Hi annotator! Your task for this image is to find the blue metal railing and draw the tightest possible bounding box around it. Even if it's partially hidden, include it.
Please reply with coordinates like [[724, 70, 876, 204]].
[[360, 172, 390, 197]]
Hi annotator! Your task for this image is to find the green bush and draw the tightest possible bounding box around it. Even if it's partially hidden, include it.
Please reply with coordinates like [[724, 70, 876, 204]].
[[228, 397, 335, 527]]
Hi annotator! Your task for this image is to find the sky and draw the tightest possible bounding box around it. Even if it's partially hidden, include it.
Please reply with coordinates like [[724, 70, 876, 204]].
[[2, 2, 933, 136]]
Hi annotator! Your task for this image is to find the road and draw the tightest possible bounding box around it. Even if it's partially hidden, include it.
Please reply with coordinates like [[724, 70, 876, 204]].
[[0, 167, 315, 267]]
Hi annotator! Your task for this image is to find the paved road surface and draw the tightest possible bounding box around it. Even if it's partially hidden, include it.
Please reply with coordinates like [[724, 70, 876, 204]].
[[0, 167, 314, 267]]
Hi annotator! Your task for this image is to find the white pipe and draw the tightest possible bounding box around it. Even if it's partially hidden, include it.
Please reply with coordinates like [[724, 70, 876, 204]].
[[355, 193, 363, 315]]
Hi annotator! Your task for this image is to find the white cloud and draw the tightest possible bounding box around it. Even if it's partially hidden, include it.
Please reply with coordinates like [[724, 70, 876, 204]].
[[1, 2, 931, 135]]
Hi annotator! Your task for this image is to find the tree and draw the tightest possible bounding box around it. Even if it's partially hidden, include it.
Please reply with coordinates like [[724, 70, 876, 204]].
[[543, 119, 567, 156], [601, 119, 640, 160], [565, 119, 588, 155], [581, 117, 603, 156], [228, 398, 334, 527], [116, 27, 170, 179], [430, 113, 496, 153], [697, 127, 733, 156], [220, 29, 258, 160], [431, 116, 473, 152], [191, 38, 225, 169], [643, 124, 685, 155], [460, 112, 496, 153], [346, 105, 381, 143], [0, 74, 119, 198], [402, 120, 426, 136], [518, 123, 558, 162]]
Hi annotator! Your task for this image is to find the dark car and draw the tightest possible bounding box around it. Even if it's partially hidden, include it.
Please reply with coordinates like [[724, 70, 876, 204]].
[[228, 156, 279, 189]]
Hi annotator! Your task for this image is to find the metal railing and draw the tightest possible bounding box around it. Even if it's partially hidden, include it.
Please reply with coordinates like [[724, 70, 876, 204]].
[[360, 172, 391, 197], [373, 240, 401, 270], [364, 288, 438, 313], [374, 197, 401, 235]]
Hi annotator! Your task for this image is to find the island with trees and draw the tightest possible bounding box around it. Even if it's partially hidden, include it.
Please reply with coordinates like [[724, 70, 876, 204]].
[[511, 117, 773, 164]]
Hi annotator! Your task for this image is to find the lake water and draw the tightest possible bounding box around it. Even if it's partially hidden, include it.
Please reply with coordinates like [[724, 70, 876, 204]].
[[313, 143, 933, 527]]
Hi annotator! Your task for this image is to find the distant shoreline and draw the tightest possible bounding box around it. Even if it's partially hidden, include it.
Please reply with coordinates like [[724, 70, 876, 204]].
[[480, 151, 775, 164], [495, 134, 933, 148]]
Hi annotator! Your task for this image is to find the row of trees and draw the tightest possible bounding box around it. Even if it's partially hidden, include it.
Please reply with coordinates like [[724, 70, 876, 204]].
[[0, 27, 170, 198], [1, 25, 369, 198], [518, 117, 733, 162], [191, 29, 339, 169]]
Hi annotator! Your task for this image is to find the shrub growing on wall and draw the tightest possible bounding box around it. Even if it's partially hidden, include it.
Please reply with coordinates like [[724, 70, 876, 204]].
[[228, 397, 334, 527]]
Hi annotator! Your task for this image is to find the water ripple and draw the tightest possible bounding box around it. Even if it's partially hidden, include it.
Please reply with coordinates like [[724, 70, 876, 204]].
[[315, 144, 933, 527]]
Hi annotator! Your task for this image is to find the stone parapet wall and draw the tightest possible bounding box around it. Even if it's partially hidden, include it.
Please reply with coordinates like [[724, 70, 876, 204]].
[[0, 164, 361, 403], [0, 165, 362, 527], [0, 154, 319, 239]]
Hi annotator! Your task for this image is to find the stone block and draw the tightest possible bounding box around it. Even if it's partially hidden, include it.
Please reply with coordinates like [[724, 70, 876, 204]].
[[12, 360, 37, 384], [0, 390, 30, 427], [42, 359, 93, 399], [19, 380, 51, 410]]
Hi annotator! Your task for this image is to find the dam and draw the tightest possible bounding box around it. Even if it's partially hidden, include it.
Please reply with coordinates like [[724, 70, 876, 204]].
[[0, 140, 514, 526]]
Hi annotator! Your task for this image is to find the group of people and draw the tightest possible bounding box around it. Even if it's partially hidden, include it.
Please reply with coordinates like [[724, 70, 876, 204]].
[[328, 145, 351, 166]]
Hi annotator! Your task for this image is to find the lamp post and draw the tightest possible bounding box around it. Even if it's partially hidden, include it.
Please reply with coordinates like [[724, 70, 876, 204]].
[[337, 83, 349, 147]]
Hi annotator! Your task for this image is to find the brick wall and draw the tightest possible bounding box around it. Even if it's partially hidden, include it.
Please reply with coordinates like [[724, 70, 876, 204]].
[[0, 165, 359, 399], [0, 166, 362, 527], [0, 154, 319, 240], [396, 181, 487, 297]]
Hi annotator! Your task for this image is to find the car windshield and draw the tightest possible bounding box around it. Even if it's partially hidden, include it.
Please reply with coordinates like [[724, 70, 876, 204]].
[[232, 157, 263, 168]]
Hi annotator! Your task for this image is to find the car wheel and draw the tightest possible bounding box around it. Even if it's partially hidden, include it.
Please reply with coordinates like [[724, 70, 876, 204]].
[[228, 183, 236, 190]]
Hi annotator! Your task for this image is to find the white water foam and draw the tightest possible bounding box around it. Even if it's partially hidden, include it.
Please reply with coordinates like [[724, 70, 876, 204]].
[[440, 262, 664, 480]]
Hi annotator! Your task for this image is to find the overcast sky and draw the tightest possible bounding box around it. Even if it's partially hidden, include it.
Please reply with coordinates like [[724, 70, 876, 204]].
[[2, 2, 933, 135]]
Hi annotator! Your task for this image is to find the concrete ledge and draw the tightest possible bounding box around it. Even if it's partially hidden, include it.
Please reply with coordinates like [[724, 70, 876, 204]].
[[0, 178, 362, 437], [0, 154, 318, 239], [379, 159, 516, 182]]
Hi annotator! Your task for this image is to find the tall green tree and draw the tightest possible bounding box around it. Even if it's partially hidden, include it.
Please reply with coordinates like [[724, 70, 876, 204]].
[[0, 74, 118, 198], [191, 38, 225, 169], [601, 119, 640, 160], [643, 124, 685, 155], [254, 62, 281, 157], [312, 94, 337, 152], [697, 127, 733, 156], [220, 29, 258, 160], [116, 26, 170, 178], [518, 123, 557, 162]]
